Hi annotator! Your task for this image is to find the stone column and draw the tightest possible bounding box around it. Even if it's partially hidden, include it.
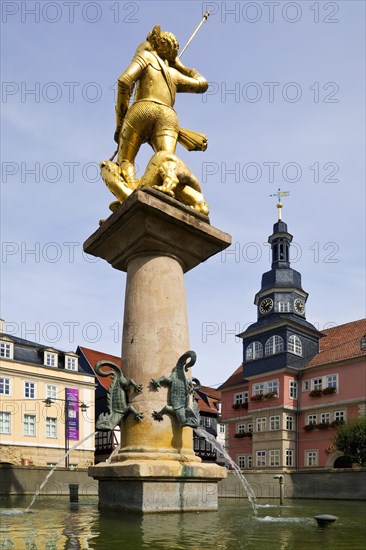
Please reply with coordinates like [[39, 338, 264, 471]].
[[120, 253, 195, 462], [85, 189, 231, 511]]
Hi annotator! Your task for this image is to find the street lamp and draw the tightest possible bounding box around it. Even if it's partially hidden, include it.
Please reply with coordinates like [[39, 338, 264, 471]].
[[43, 397, 89, 467], [273, 474, 284, 505]]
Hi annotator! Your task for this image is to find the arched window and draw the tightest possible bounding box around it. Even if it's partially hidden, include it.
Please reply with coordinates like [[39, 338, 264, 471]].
[[245, 342, 263, 361], [288, 335, 302, 356], [265, 335, 284, 356]]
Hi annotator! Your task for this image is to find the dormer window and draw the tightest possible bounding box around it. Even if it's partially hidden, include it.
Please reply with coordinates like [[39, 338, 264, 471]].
[[288, 335, 302, 356], [44, 351, 58, 367], [277, 301, 290, 313], [65, 356, 78, 371], [245, 341, 263, 361], [0, 339, 14, 359], [265, 335, 284, 356]]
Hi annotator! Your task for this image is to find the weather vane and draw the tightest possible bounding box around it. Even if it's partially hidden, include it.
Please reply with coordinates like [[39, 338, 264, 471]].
[[270, 188, 290, 221]]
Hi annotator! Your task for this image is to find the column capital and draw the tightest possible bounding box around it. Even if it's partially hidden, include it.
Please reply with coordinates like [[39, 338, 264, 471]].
[[84, 189, 232, 273]]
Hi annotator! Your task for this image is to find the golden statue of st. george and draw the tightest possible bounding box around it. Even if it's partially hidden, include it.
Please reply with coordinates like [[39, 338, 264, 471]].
[[100, 23, 210, 216]]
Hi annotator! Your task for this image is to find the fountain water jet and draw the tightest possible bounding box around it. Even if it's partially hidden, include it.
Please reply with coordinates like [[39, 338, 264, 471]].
[[24, 431, 97, 513], [194, 427, 258, 515]]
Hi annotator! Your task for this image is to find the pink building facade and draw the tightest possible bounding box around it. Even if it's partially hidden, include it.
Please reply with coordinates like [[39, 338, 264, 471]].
[[219, 215, 366, 471], [221, 321, 366, 471]]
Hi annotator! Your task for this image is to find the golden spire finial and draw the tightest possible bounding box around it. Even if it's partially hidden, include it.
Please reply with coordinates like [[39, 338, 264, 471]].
[[270, 188, 290, 221]]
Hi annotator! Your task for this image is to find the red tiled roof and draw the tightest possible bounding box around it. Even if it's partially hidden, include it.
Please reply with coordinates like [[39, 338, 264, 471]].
[[218, 365, 244, 391], [79, 346, 121, 389], [199, 385, 221, 400], [306, 318, 366, 368], [193, 385, 221, 414]]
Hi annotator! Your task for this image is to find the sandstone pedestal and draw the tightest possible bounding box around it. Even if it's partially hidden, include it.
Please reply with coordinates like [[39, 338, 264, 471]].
[[85, 189, 231, 512]]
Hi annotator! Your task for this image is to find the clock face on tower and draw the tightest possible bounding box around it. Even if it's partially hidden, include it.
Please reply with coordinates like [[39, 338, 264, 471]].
[[294, 299, 305, 314], [259, 298, 274, 314]]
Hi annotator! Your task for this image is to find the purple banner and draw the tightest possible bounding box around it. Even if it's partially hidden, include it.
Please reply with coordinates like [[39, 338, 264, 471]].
[[65, 388, 79, 441]]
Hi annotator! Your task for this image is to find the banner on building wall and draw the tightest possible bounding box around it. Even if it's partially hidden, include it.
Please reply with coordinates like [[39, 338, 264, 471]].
[[65, 388, 79, 441]]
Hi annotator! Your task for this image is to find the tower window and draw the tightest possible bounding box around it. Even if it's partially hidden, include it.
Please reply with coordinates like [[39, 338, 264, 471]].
[[278, 301, 290, 312], [245, 342, 263, 361], [265, 335, 284, 356], [288, 335, 302, 356]]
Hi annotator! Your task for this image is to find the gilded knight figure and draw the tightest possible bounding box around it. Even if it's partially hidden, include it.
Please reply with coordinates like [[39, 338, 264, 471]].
[[100, 24, 210, 215]]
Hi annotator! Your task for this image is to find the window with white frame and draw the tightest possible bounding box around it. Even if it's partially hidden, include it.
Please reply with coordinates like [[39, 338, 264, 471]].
[[313, 378, 322, 390], [285, 449, 294, 467], [23, 414, 36, 436], [308, 414, 317, 425], [256, 418, 266, 432], [247, 455, 253, 468], [234, 392, 247, 405], [24, 381, 35, 399], [326, 374, 337, 388], [46, 417, 57, 438], [219, 423, 225, 434], [256, 450, 266, 467], [66, 356, 78, 371], [247, 423, 253, 433], [44, 352, 57, 367], [199, 416, 211, 428], [302, 380, 310, 391], [46, 385, 57, 400], [270, 416, 280, 430], [0, 377, 11, 395], [237, 455, 246, 469], [0, 341, 13, 359], [267, 380, 279, 394], [245, 341, 263, 361], [265, 335, 284, 356], [253, 383, 265, 396], [320, 412, 331, 424], [253, 380, 279, 396], [288, 335, 302, 356], [269, 449, 280, 467], [334, 411, 345, 423], [278, 301, 290, 312], [289, 380, 298, 399], [194, 438, 200, 451], [306, 450, 318, 467], [286, 415, 294, 430], [0, 412, 11, 434], [237, 424, 246, 434]]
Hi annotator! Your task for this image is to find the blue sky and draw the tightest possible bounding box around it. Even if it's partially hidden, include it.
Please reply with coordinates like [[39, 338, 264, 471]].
[[1, 1, 365, 387]]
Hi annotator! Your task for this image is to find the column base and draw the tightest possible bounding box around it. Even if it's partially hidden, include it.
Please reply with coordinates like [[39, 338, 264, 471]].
[[90, 460, 226, 512]]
